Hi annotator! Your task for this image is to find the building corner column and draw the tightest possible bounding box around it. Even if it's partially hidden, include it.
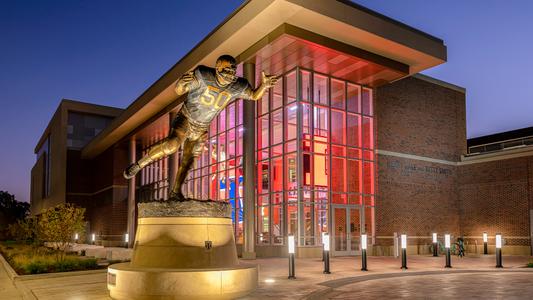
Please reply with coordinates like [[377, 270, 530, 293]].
[[242, 61, 256, 259], [127, 138, 137, 248], [168, 111, 179, 194]]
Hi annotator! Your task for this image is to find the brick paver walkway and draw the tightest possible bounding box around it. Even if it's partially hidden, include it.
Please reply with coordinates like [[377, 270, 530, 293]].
[[1, 255, 531, 299]]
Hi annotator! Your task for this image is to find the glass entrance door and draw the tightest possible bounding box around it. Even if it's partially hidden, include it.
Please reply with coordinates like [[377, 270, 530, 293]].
[[332, 205, 362, 256]]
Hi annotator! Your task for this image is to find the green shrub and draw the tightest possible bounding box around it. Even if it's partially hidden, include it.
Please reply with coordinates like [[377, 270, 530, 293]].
[[527, 259, 533, 268], [1, 242, 102, 274], [24, 260, 49, 274]]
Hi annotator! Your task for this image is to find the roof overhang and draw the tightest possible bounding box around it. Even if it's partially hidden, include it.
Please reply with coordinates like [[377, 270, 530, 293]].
[[82, 0, 446, 159]]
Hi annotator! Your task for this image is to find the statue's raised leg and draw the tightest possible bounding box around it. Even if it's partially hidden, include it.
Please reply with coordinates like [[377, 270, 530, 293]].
[[123, 116, 187, 179]]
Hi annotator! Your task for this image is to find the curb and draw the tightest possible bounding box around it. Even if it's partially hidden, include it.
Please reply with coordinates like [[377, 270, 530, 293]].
[[0, 253, 35, 300], [0, 253, 108, 299]]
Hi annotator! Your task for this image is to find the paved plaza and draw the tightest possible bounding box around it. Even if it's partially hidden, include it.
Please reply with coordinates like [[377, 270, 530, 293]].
[[1, 255, 532, 299]]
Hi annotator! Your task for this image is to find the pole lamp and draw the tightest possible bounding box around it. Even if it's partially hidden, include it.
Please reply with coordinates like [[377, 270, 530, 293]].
[[495, 234, 503, 268], [432, 233, 438, 257], [288, 234, 296, 279], [401, 234, 408, 269], [323, 233, 331, 274], [361, 234, 368, 271], [322, 232, 327, 262], [483, 232, 488, 255], [444, 234, 452, 268]]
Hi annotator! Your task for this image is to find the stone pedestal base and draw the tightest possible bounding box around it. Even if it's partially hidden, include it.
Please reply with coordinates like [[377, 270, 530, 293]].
[[107, 200, 257, 299], [108, 263, 257, 300]]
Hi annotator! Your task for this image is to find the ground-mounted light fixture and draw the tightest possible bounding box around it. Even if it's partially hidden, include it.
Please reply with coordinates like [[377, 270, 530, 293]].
[[483, 232, 488, 255], [74, 233, 79, 244], [432, 233, 438, 257], [288, 234, 296, 279], [361, 234, 368, 271], [495, 234, 503, 268], [321, 232, 327, 262], [444, 234, 452, 268], [323, 233, 331, 274], [124, 233, 129, 248], [401, 234, 407, 270], [91, 233, 96, 245]]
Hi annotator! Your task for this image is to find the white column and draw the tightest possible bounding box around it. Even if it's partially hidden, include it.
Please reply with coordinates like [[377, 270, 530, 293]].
[[242, 61, 256, 259]]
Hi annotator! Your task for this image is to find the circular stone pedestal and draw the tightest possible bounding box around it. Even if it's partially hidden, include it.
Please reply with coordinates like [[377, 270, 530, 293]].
[[108, 263, 258, 300], [107, 200, 257, 299]]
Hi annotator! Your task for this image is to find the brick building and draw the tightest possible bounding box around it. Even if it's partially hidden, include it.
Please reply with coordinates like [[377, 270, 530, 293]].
[[31, 0, 531, 255]]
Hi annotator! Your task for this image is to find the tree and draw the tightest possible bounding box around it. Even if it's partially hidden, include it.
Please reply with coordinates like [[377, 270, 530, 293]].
[[0, 191, 30, 239], [38, 204, 86, 261], [7, 217, 38, 243]]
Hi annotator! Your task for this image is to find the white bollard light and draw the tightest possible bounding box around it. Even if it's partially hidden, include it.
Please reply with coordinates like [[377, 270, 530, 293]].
[[495, 234, 502, 248], [445, 234, 451, 248], [432, 233, 438, 257], [288, 235, 296, 278], [323, 233, 330, 274], [495, 234, 503, 268], [444, 234, 451, 268], [401, 234, 407, 269], [483, 232, 488, 254], [361, 234, 368, 271]]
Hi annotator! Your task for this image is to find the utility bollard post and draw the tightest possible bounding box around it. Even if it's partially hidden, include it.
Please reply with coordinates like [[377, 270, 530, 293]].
[[495, 234, 503, 268], [323, 234, 331, 274], [401, 234, 408, 270], [444, 234, 452, 268], [483, 232, 488, 255], [432, 233, 438, 257], [361, 234, 368, 271], [288, 235, 296, 279]]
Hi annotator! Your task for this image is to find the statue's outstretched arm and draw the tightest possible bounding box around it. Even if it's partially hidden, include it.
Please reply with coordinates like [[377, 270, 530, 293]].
[[247, 71, 279, 101]]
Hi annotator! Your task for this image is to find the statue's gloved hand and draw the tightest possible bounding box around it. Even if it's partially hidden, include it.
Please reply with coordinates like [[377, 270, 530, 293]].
[[261, 71, 279, 88]]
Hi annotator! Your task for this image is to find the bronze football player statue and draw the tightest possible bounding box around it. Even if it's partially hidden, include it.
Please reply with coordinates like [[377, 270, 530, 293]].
[[123, 55, 278, 201]]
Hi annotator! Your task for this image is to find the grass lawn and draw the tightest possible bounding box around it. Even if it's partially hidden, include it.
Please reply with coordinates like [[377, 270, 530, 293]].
[[0, 241, 101, 275]]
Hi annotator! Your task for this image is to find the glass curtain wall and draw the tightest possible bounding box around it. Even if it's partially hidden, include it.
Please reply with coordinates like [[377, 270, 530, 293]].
[[184, 99, 245, 243], [256, 67, 376, 247], [139, 139, 170, 202]]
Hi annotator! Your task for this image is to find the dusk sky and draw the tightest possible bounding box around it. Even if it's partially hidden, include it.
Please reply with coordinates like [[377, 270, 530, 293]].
[[1, 0, 532, 203]]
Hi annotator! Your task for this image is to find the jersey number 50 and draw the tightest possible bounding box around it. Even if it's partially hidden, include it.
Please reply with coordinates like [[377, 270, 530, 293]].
[[200, 86, 232, 109]]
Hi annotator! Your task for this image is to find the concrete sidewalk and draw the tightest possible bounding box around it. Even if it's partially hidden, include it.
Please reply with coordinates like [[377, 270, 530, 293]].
[[1, 255, 531, 299], [0, 254, 23, 299]]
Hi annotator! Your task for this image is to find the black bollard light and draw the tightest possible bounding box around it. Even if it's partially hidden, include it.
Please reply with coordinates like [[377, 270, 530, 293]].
[[74, 233, 79, 244], [361, 234, 368, 271], [288, 234, 296, 279], [323, 233, 331, 274], [495, 234, 503, 268], [322, 232, 327, 262], [444, 234, 452, 268], [432, 233, 438, 257], [483, 232, 488, 255], [401, 234, 408, 270], [91, 233, 96, 245], [124, 233, 129, 248]]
